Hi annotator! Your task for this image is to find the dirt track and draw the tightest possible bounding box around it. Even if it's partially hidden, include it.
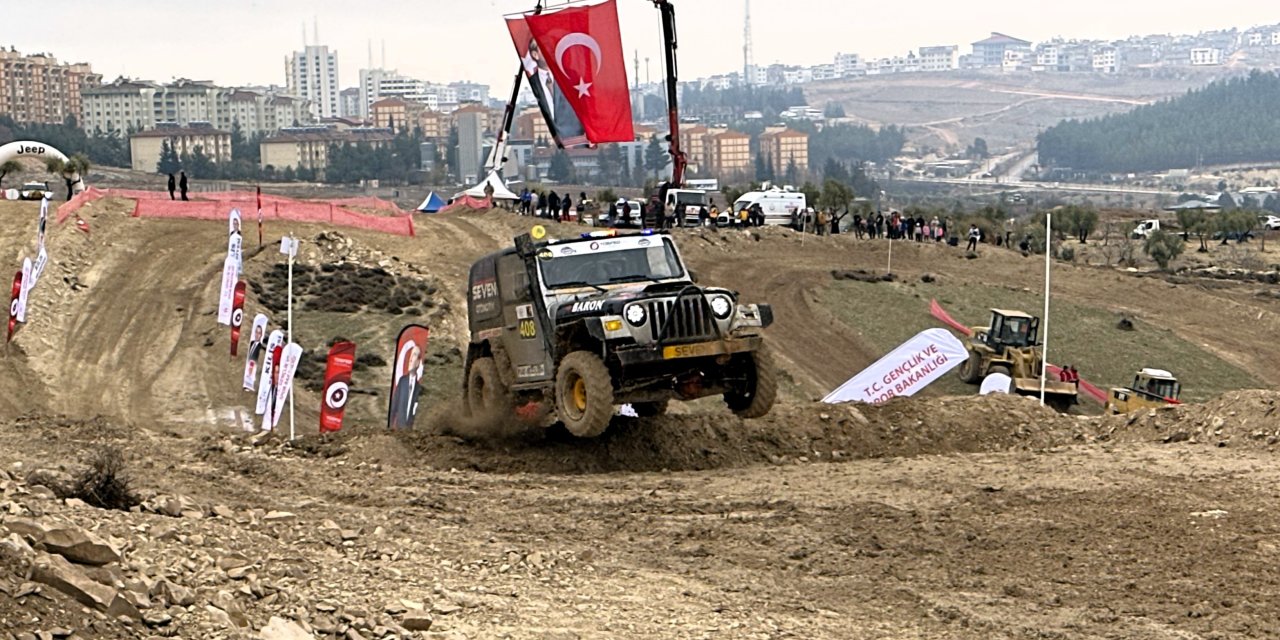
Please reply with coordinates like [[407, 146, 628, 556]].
[[5, 198, 1280, 638]]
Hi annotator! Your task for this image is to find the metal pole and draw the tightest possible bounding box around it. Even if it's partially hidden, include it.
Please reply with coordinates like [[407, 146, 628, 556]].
[[1040, 212, 1050, 406], [287, 235, 295, 440], [887, 236, 893, 276]]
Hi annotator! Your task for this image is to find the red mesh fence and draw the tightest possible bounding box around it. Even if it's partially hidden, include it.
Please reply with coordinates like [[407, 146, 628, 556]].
[[440, 194, 493, 213], [58, 188, 414, 237]]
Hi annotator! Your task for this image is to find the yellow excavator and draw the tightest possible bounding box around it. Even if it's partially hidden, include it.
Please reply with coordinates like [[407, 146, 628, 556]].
[[1104, 368, 1182, 414], [955, 309, 1079, 412]]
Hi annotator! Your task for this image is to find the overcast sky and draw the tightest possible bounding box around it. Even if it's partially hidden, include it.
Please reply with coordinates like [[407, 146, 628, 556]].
[[14, 1, 1275, 92]]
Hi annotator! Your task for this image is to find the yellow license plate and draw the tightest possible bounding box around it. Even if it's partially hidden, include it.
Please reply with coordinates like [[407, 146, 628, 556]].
[[662, 341, 726, 359]]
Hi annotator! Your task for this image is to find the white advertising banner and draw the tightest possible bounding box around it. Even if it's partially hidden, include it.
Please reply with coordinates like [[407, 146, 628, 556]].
[[15, 258, 31, 322], [37, 196, 49, 250], [30, 247, 47, 289], [823, 328, 969, 405], [243, 314, 270, 391], [216, 254, 237, 325], [270, 342, 304, 429], [255, 329, 285, 415], [227, 232, 242, 276]]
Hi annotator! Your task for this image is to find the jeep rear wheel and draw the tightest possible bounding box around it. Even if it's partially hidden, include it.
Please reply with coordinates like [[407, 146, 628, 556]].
[[724, 345, 777, 419], [467, 357, 510, 417], [555, 351, 615, 437]]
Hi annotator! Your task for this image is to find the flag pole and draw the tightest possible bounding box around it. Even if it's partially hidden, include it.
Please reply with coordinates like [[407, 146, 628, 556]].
[[287, 233, 295, 441], [1040, 211, 1051, 406], [887, 235, 893, 276]]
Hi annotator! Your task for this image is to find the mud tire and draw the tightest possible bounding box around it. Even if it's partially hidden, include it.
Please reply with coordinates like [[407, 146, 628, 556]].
[[466, 357, 510, 417], [725, 344, 777, 419], [555, 351, 615, 437]]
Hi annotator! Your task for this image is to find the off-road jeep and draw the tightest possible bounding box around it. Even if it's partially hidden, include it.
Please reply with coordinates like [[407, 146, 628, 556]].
[[464, 229, 776, 437]]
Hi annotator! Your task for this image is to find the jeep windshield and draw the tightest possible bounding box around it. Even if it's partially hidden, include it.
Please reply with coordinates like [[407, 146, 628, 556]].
[[539, 237, 687, 289]]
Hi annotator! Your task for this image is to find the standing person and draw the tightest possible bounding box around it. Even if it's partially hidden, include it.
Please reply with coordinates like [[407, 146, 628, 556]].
[[530, 191, 540, 217], [167, 173, 176, 200], [915, 216, 926, 242], [577, 192, 587, 223], [698, 203, 709, 227], [708, 200, 719, 227], [966, 224, 981, 252], [179, 170, 189, 201], [876, 212, 885, 239], [561, 194, 572, 222], [1004, 218, 1014, 247], [815, 209, 828, 236], [548, 191, 560, 221], [621, 199, 633, 228]]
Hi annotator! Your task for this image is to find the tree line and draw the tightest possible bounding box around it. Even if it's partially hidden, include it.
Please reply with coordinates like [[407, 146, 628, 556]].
[[0, 115, 129, 169], [1038, 70, 1280, 173]]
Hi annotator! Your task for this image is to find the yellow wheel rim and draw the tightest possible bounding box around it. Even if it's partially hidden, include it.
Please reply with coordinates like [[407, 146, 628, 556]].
[[573, 378, 588, 412]]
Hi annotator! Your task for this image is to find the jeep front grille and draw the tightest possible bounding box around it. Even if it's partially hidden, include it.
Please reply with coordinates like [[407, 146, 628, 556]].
[[647, 297, 716, 343]]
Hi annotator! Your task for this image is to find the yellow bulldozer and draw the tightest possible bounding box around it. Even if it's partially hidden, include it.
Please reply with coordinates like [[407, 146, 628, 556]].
[[1104, 368, 1182, 414], [955, 309, 1079, 412]]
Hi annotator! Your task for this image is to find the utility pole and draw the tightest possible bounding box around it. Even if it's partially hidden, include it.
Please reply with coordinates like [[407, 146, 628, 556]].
[[743, 0, 754, 85]]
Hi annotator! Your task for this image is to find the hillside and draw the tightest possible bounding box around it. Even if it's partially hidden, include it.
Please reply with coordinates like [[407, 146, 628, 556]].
[[1039, 70, 1280, 172], [804, 69, 1220, 152], [8, 195, 1280, 638]]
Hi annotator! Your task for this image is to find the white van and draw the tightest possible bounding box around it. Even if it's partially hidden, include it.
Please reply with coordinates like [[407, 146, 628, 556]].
[[665, 188, 708, 225], [1132, 219, 1162, 239], [728, 188, 807, 227]]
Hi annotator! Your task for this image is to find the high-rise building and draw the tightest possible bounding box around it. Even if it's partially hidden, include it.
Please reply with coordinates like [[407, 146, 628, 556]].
[[455, 103, 487, 183], [0, 48, 101, 125], [286, 45, 339, 118]]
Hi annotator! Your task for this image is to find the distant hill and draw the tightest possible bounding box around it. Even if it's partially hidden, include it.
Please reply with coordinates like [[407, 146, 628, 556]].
[[1038, 71, 1280, 173]]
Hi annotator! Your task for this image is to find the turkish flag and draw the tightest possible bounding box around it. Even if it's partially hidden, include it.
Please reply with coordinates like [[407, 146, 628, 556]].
[[320, 341, 356, 434], [7, 271, 21, 342], [524, 0, 634, 144], [230, 281, 246, 357]]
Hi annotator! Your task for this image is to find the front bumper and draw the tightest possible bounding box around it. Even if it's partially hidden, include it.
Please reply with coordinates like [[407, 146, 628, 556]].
[[614, 335, 763, 367]]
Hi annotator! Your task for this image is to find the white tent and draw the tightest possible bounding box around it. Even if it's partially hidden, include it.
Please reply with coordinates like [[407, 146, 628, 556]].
[[454, 171, 519, 201]]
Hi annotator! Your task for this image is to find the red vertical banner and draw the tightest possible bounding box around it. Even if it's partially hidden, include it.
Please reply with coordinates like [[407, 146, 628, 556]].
[[271, 344, 284, 387], [7, 271, 22, 342], [229, 282, 246, 356], [387, 325, 430, 430], [320, 341, 357, 434]]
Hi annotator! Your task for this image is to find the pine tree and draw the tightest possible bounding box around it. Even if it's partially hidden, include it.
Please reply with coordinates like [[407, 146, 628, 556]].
[[157, 139, 181, 175]]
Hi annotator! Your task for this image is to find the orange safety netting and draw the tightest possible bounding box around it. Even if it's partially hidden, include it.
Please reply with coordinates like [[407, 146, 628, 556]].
[[57, 188, 415, 237], [440, 194, 492, 213]]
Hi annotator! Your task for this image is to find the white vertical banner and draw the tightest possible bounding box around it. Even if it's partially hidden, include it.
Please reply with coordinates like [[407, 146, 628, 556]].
[[30, 247, 47, 289], [271, 342, 304, 429], [255, 329, 285, 415], [243, 314, 270, 391], [15, 258, 31, 322], [822, 328, 970, 405], [227, 232, 243, 277], [216, 255, 238, 325], [37, 197, 49, 251]]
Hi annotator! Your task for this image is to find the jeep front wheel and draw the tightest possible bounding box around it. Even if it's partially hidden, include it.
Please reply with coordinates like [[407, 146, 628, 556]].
[[724, 345, 777, 419], [467, 357, 510, 417], [555, 351, 615, 437]]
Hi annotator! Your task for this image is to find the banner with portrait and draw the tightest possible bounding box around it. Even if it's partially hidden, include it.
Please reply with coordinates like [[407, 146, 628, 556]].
[[255, 329, 285, 415], [243, 314, 269, 391], [229, 282, 246, 356], [386, 324, 430, 430]]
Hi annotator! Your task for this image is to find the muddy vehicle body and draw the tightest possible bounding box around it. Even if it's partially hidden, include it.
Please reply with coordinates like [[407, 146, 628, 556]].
[[464, 229, 776, 437], [1105, 368, 1181, 415]]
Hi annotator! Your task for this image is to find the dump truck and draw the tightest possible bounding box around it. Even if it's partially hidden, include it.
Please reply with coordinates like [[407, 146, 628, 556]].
[[955, 309, 1079, 412], [1104, 368, 1181, 415], [463, 228, 776, 438]]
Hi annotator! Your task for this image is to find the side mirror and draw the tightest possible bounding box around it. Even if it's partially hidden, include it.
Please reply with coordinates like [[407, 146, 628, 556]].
[[688, 270, 699, 283]]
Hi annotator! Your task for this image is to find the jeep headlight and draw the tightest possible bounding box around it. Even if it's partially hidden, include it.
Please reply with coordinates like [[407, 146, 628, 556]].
[[625, 303, 647, 326], [710, 295, 733, 319]]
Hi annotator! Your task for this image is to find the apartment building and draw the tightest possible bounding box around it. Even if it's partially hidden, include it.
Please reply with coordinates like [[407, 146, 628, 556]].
[[758, 128, 809, 174], [0, 48, 100, 125], [701, 129, 751, 180], [84, 78, 312, 136], [129, 123, 231, 172], [370, 97, 425, 133], [258, 126, 394, 174], [971, 33, 1032, 68], [918, 46, 959, 71]]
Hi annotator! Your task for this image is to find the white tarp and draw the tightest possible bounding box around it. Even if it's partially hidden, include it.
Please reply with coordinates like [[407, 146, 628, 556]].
[[455, 171, 519, 201], [979, 373, 1013, 395], [823, 328, 969, 405]]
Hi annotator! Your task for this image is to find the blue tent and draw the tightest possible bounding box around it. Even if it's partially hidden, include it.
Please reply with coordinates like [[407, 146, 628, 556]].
[[417, 191, 446, 213]]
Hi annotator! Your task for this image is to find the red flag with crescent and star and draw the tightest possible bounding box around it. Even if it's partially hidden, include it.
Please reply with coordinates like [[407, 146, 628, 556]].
[[524, 0, 634, 144]]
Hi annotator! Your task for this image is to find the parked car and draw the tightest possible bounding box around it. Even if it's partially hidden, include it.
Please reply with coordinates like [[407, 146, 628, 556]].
[[19, 181, 50, 200], [1260, 215, 1280, 230]]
